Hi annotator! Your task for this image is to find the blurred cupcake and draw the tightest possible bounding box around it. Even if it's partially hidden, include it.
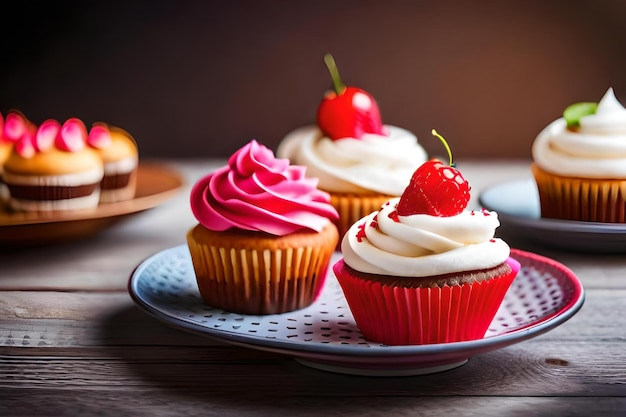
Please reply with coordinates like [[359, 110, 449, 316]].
[[333, 131, 519, 345], [532, 88, 626, 222], [2, 117, 103, 212], [187, 140, 339, 315], [88, 123, 138, 203], [0, 112, 13, 203], [0, 112, 11, 166], [277, 54, 427, 242]]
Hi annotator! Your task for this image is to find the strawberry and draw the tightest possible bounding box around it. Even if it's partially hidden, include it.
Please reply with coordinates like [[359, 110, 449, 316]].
[[316, 54, 386, 140], [396, 130, 470, 217]]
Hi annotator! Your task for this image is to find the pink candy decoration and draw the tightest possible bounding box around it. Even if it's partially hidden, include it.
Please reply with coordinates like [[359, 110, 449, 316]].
[[15, 132, 36, 159], [35, 119, 61, 152], [3, 112, 27, 142], [88, 124, 112, 149], [57, 118, 87, 152], [3, 110, 114, 156]]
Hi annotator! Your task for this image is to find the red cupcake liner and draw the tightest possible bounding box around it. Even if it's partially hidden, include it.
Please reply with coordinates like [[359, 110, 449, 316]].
[[333, 257, 520, 345]]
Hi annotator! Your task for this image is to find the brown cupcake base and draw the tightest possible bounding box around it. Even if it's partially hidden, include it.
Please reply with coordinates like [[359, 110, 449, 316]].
[[337, 261, 514, 288], [531, 163, 626, 222], [99, 169, 138, 203], [329, 192, 394, 245], [187, 223, 338, 315]]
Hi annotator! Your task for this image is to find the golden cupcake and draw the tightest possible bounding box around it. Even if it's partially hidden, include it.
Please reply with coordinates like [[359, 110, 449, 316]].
[[88, 123, 138, 203], [532, 88, 626, 222], [277, 54, 427, 242], [0, 113, 11, 203], [187, 140, 339, 315], [2, 117, 103, 212]]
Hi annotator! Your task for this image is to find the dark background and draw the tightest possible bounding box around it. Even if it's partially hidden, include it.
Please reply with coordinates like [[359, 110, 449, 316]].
[[1, 0, 625, 159]]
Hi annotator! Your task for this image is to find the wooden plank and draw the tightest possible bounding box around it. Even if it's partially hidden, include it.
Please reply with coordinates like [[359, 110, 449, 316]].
[[0, 281, 619, 400], [0, 221, 192, 291], [1, 391, 626, 417], [0, 292, 222, 347], [1, 390, 625, 417], [1, 289, 624, 397], [1, 341, 626, 394]]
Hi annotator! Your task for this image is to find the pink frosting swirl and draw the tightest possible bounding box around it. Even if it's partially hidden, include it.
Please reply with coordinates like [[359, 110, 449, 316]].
[[190, 140, 339, 235]]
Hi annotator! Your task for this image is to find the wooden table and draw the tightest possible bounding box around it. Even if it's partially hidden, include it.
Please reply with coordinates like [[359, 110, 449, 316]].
[[2, 159, 625, 417]]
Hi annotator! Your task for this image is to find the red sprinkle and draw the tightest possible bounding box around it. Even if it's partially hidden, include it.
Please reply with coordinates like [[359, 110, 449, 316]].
[[370, 214, 379, 229], [388, 209, 399, 222], [489, 238, 496, 243], [355, 221, 367, 242]]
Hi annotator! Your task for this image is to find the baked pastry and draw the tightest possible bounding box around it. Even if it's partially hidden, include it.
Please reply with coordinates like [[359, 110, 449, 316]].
[[0, 113, 12, 203], [2, 117, 103, 212], [333, 131, 519, 345], [88, 123, 138, 203], [277, 54, 427, 242], [187, 140, 339, 314], [532, 87, 626, 222]]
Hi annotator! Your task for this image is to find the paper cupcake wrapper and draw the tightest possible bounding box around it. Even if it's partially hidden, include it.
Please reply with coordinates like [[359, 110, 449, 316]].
[[187, 237, 335, 315], [4, 169, 103, 212], [99, 168, 137, 203], [330, 193, 393, 243], [7, 190, 101, 211], [333, 257, 520, 345], [532, 163, 626, 222]]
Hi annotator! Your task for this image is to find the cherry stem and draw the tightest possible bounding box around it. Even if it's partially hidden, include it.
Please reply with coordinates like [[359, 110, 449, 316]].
[[323, 53, 346, 94], [431, 129, 454, 167]]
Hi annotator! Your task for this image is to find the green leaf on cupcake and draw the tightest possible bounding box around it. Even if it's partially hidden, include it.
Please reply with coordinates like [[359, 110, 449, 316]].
[[563, 102, 598, 128]]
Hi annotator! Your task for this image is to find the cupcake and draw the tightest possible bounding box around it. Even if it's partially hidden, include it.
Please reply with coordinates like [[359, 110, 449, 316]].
[[0, 112, 11, 166], [187, 140, 339, 315], [531, 87, 626, 222], [0, 113, 12, 203], [87, 123, 139, 203], [333, 130, 520, 345], [277, 54, 427, 242], [2, 117, 104, 212]]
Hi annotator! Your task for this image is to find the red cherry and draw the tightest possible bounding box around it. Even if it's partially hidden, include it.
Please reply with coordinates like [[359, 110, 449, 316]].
[[316, 54, 386, 140], [397, 130, 470, 217]]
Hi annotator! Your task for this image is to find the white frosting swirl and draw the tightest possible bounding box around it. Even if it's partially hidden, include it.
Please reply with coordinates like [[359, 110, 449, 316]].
[[277, 125, 428, 195], [532, 88, 626, 178], [341, 198, 510, 277]]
